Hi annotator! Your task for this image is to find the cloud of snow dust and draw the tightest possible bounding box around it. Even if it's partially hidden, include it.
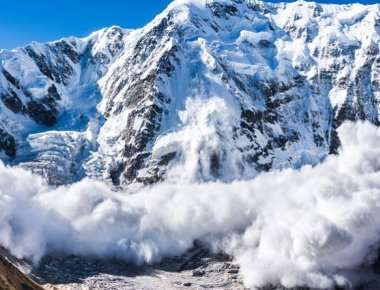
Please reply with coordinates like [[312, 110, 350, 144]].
[[1, 122, 380, 289]]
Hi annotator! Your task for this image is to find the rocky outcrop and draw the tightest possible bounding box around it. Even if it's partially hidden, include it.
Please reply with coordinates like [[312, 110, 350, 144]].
[[0, 128, 16, 157], [0, 71, 61, 129], [0, 256, 44, 290]]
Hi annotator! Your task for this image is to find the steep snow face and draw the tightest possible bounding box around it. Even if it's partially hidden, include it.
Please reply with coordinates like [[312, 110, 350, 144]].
[[0, 26, 131, 183], [271, 0, 380, 148], [90, 0, 380, 185], [0, 0, 380, 185]]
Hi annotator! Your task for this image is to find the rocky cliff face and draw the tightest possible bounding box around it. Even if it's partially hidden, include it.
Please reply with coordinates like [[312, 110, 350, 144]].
[[0, 0, 379, 185], [0, 255, 44, 290]]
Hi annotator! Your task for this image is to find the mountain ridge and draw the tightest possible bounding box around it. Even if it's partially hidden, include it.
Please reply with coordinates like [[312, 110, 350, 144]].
[[0, 0, 379, 186]]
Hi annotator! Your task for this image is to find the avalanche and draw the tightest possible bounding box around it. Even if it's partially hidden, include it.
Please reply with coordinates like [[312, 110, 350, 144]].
[[0, 0, 380, 289], [1, 122, 380, 289]]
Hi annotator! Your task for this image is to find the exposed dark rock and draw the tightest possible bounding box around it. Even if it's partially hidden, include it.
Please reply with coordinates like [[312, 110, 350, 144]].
[[25, 42, 77, 85], [1, 90, 24, 114], [0, 128, 16, 157], [52, 40, 80, 64], [0, 255, 43, 290], [210, 151, 221, 177], [133, 14, 175, 66], [26, 85, 61, 127], [192, 269, 205, 277], [207, 2, 239, 18], [123, 152, 151, 184], [2, 69, 21, 89], [25, 46, 54, 80], [158, 152, 177, 166], [102, 17, 178, 176]]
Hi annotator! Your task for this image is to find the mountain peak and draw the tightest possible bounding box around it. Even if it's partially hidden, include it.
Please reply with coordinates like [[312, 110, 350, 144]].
[[0, 0, 379, 185]]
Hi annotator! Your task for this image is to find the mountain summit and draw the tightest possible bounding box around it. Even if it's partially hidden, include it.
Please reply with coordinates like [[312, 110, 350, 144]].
[[0, 0, 379, 185]]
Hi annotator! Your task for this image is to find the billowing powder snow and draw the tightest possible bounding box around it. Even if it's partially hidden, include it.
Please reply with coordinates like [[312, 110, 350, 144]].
[[1, 122, 380, 289]]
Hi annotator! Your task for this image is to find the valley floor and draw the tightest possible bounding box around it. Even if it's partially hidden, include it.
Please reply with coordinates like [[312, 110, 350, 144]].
[[36, 245, 244, 290], [2, 245, 380, 290]]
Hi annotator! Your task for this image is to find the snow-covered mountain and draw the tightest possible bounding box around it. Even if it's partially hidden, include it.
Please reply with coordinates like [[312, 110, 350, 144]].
[[0, 0, 379, 186]]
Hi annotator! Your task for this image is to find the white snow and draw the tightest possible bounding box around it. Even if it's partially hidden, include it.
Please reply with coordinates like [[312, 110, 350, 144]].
[[0, 122, 380, 289]]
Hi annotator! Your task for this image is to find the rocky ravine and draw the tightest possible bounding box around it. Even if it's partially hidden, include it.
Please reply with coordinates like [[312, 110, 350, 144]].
[[0, 0, 379, 186]]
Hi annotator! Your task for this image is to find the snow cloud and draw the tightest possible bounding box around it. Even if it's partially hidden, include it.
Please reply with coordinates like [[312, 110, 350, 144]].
[[1, 122, 380, 289]]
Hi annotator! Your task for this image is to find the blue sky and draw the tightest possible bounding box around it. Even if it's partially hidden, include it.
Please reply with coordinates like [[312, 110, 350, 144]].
[[0, 0, 172, 49], [0, 0, 378, 49]]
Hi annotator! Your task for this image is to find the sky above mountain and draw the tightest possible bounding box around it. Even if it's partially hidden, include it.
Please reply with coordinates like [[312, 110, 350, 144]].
[[0, 0, 378, 49]]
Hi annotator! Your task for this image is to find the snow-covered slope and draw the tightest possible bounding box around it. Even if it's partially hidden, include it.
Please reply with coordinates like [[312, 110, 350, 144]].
[[0, 26, 131, 183], [0, 0, 379, 185]]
